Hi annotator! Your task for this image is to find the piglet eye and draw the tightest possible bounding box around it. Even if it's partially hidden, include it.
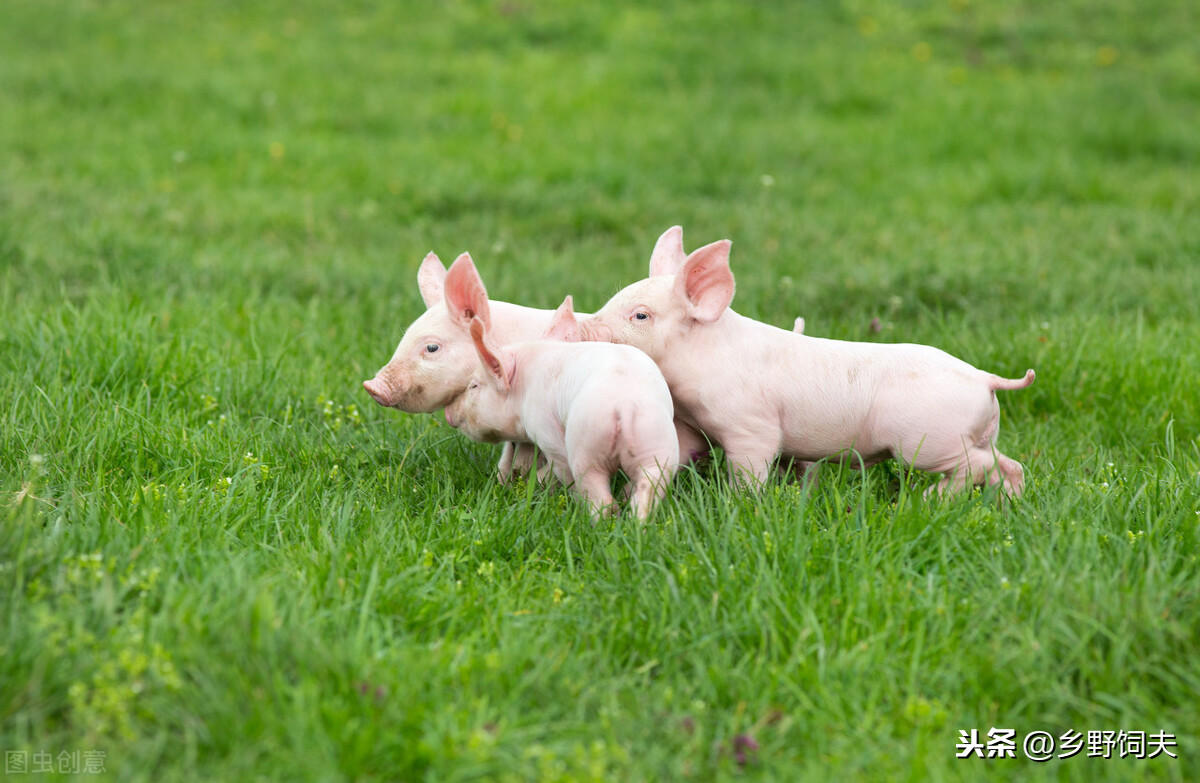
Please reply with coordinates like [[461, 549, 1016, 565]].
[[425, 344, 440, 353], [633, 312, 650, 321]]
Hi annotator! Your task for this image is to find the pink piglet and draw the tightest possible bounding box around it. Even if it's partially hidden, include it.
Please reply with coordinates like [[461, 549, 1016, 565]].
[[445, 296, 679, 519]]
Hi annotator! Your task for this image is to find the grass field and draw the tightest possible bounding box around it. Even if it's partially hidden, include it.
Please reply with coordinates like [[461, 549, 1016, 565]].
[[2, 0, 1199, 780]]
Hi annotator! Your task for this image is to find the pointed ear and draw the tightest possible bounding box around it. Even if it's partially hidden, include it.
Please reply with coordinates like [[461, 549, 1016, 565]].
[[649, 226, 686, 277], [417, 252, 448, 308], [469, 318, 513, 391], [674, 240, 735, 323], [444, 253, 492, 328], [543, 295, 580, 342]]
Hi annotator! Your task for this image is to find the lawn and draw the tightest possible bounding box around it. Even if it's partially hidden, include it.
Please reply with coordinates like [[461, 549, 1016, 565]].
[[2, 0, 1198, 780]]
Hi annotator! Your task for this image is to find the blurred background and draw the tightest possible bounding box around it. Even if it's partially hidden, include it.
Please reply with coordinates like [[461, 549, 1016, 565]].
[[4, 0, 1196, 312]]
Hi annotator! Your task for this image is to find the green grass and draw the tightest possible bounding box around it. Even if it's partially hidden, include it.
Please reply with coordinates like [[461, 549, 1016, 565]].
[[2, 0, 1199, 780]]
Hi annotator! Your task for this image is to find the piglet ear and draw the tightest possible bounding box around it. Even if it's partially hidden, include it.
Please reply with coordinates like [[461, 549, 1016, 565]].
[[649, 225, 686, 277], [444, 253, 492, 328], [542, 295, 580, 342], [469, 318, 513, 391], [675, 239, 735, 323], [417, 252, 448, 308]]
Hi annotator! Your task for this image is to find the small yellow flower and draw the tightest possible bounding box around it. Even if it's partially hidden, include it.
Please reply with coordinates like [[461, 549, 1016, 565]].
[[1096, 46, 1118, 67]]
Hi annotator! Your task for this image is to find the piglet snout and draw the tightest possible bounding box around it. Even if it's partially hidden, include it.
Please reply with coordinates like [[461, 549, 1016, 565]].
[[363, 378, 391, 407]]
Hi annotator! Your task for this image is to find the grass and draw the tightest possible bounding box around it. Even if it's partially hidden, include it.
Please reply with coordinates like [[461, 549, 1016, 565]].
[[2, 0, 1199, 780]]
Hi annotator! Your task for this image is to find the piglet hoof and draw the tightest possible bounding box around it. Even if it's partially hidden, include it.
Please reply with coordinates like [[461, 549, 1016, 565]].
[[536, 460, 560, 487], [922, 480, 953, 500], [996, 456, 1026, 499], [587, 502, 619, 523], [778, 459, 820, 487]]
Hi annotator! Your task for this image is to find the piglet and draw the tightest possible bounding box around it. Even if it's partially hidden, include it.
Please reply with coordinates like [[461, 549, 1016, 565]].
[[363, 252, 708, 481], [363, 252, 592, 481], [444, 297, 679, 519], [585, 227, 1035, 496]]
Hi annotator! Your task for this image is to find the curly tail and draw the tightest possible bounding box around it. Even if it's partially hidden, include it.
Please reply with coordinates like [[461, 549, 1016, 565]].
[[989, 369, 1036, 392]]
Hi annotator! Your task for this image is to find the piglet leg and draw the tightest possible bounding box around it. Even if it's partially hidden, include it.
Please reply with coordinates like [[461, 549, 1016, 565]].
[[628, 462, 674, 520], [575, 469, 617, 520], [722, 438, 780, 490], [925, 447, 1026, 498]]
